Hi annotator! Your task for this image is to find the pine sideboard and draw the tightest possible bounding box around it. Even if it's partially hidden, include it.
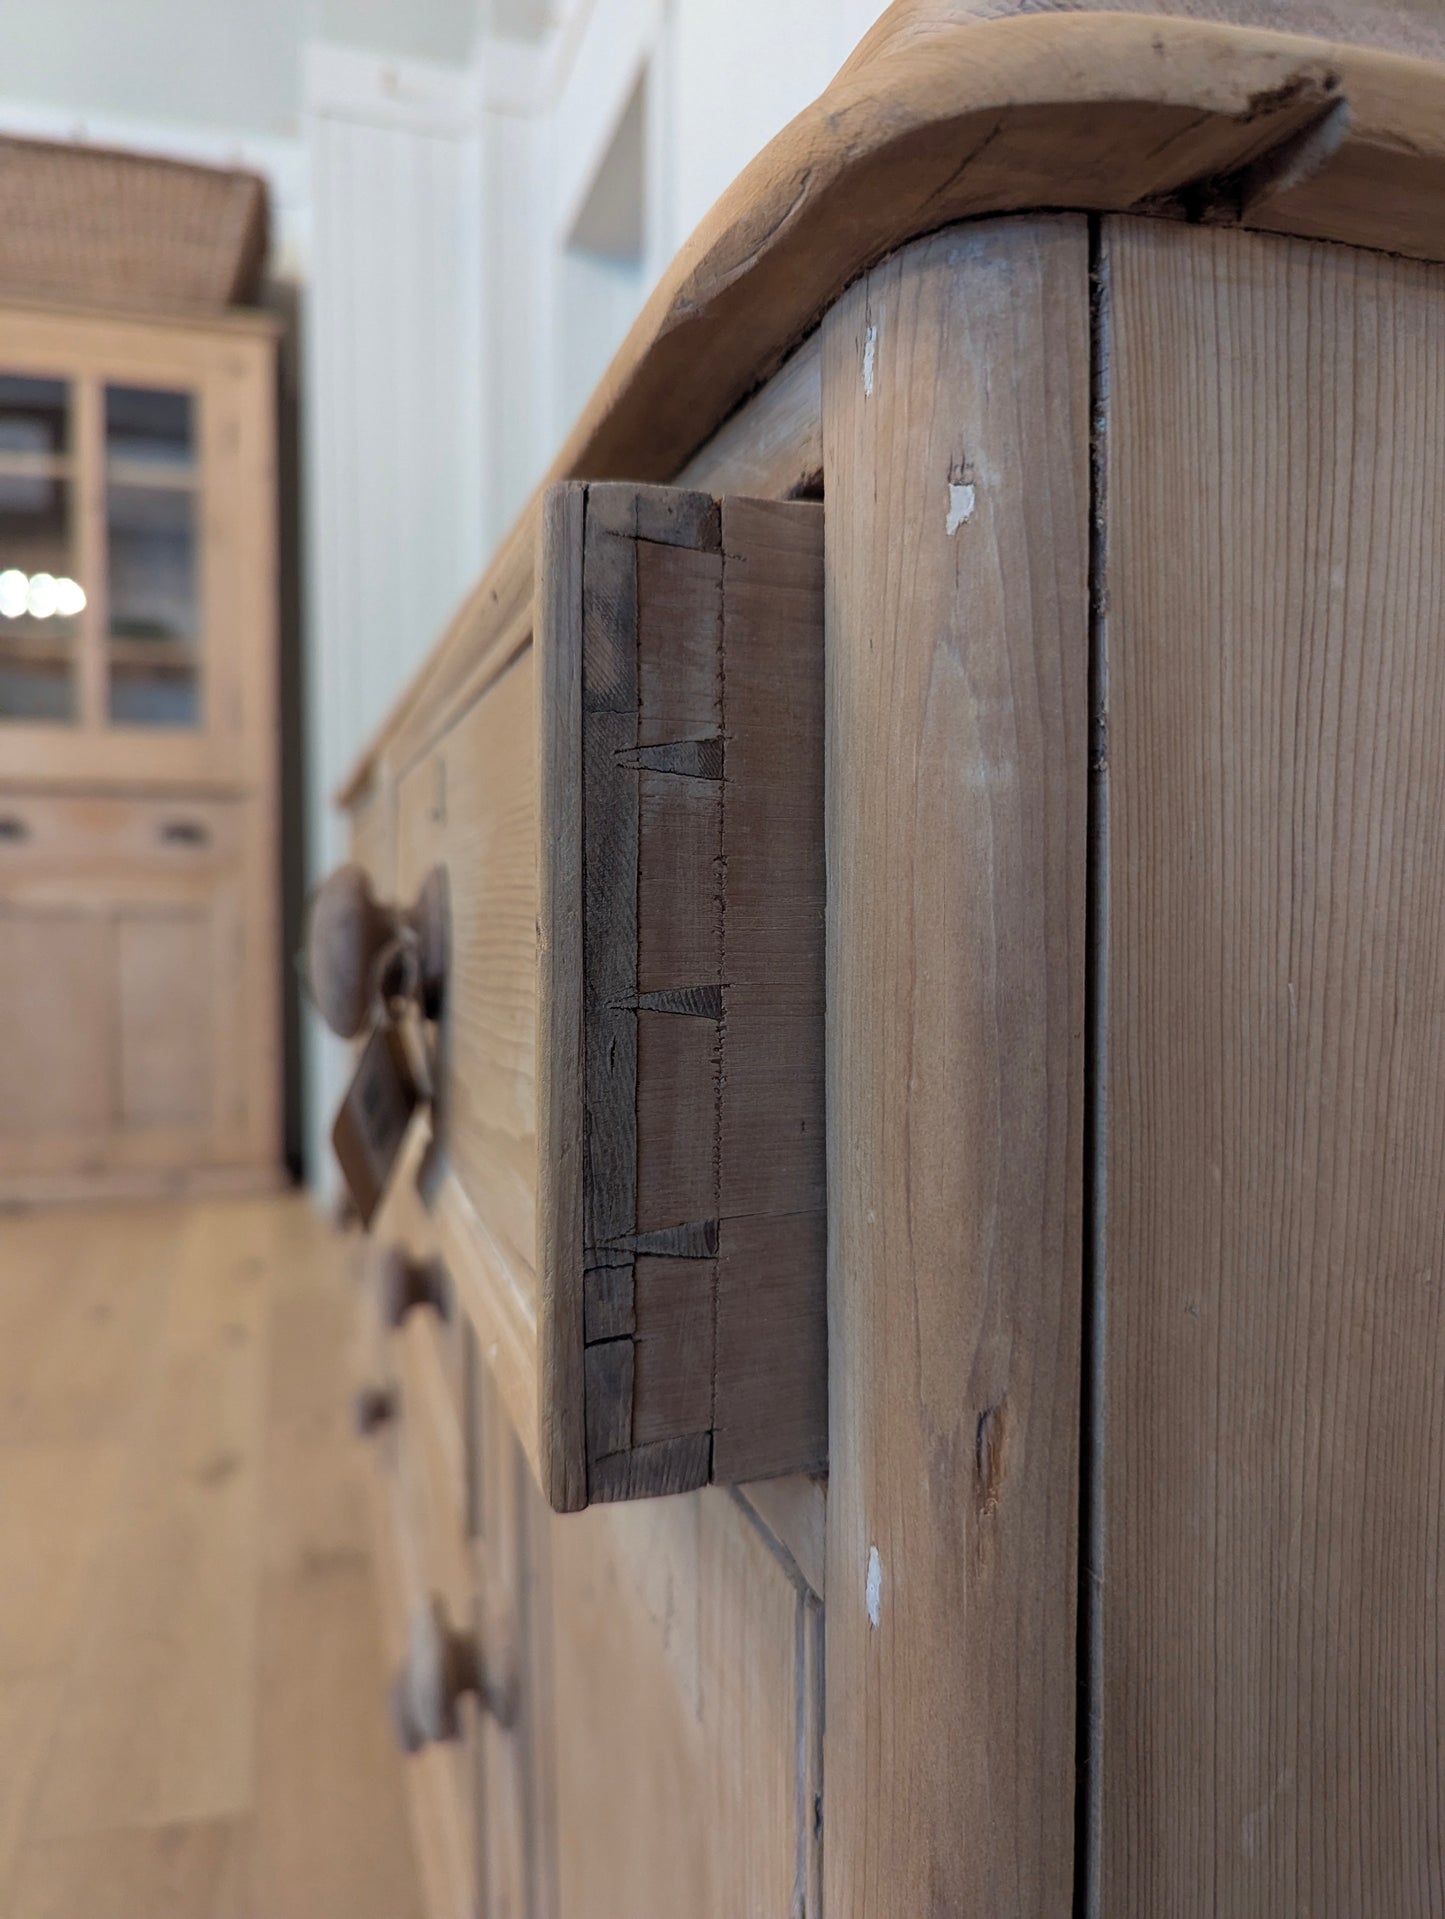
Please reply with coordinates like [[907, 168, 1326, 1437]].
[[314, 4, 1445, 1911], [0, 299, 282, 1201]]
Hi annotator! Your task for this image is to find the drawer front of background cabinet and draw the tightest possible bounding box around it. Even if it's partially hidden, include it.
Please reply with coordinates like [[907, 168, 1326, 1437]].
[[0, 789, 242, 871]]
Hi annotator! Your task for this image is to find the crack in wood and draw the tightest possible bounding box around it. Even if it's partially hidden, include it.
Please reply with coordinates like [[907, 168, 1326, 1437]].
[[616, 738, 725, 779], [612, 985, 724, 1018], [600, 1220, 720, 1259]]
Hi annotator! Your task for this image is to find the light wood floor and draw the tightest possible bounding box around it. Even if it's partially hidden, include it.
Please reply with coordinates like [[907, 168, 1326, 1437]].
[[0, 1193, 423, 1918]]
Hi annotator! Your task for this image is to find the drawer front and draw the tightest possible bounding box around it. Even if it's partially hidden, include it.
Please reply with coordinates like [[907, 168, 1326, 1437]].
[[0, 790, 241, 871], [362, 1145, 534, 1919], [394, 654, 539, 1319], [390, 1317, 470, 1623], [365, 1148, 475, 1675], [375, 1137, 466, 1430], [359, 1243, 478, 1919], [363, 1443, 477, 1919], [468, 1333, 552, 1919]]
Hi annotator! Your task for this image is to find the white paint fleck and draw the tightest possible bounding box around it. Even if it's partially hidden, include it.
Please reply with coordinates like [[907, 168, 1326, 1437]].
[[862, 323, 877, 396], [865, 1545, 883, 1627], [946, 480, 977, 535]]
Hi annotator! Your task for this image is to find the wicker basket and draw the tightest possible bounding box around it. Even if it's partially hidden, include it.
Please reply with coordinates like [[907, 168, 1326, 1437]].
[[0, 135, 268, 313]]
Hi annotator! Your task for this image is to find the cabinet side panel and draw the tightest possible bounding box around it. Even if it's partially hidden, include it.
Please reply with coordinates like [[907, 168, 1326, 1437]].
[[821, 214, 1090, 1915], [1102, 217, 1445, 1916]]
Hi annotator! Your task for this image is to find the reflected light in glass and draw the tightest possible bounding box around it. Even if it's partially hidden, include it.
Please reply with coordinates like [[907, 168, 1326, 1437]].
[[0, 570, 86, 620], [26, 573, 58, 619]]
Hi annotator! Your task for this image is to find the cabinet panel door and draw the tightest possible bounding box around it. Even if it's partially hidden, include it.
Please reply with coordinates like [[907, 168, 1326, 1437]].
[[0, 905, 112, 1135], [1102, 219, 1445, 1913], [116, 908, 214, 1128]]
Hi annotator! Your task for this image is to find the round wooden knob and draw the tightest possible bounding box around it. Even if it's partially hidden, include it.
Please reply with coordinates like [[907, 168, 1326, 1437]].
[[391, 1597, 480, 1751], [353, 1382, 398, 1436], [379, 1249, 453, 1329], [304, 863, 450, 1040], [390, 1592, 518, 1752]]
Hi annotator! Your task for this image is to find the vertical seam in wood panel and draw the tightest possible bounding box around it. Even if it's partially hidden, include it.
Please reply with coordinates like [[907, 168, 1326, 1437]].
[[630, 494, 644, 1477], [714, 526, 729, 1472], [1075, 212, 1111, 1919], [807, 1590, 823, 1919]]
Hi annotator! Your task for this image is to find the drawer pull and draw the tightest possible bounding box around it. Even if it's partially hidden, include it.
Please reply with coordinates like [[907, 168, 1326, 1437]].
[[0, 815, 30, 842], [391, 1595, 515, 1750], [305, 862, 450, 1039], [380, 1249, 453, 1329], [352, 1382, 398, 1436], [159, 818, 210, 848]]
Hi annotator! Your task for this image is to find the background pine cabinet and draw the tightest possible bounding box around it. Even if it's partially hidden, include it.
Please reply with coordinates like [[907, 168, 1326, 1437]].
[[0, 302, 280, 1199]]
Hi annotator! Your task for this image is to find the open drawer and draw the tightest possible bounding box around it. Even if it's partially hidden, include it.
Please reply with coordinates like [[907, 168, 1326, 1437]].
[[317, 484, 826, 1510]]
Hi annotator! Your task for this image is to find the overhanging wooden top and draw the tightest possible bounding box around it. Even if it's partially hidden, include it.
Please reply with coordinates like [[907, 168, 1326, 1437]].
[[339, 6, 1445, 804]]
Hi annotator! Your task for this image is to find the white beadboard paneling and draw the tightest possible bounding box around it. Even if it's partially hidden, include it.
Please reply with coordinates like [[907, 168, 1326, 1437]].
[[303, 47, 483, 1195]]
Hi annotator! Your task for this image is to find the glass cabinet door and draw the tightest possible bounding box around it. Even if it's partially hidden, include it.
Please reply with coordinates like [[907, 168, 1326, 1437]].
[[105, 384, 200, 729], [0, 375, 85, 723]]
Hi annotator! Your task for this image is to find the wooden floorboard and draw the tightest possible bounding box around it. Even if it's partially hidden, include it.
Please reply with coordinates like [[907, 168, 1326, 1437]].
[[0, 1193, 423, 1919]]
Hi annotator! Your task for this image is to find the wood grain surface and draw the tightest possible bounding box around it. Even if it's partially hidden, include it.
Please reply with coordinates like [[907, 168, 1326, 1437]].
[[1101, 214, 1445, 1917], [544, 1487, 821, 1916], [822, 215, 1090, 1917], [897, 0, 1445, 58], [0, 1197, 420, 1919]]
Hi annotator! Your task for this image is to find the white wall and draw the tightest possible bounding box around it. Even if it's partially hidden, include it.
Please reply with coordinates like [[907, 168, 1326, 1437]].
[[0, 0, 478, 138]]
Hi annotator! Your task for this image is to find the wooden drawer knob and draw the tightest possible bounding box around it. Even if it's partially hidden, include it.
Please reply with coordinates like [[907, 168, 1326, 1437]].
[[391, 1594, 518, 1751], [380, 1249, 453, 1329], [305, 863, 449, 1039], [353, 1382, 398, 1436], [390, 1597, 478, 1750]]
